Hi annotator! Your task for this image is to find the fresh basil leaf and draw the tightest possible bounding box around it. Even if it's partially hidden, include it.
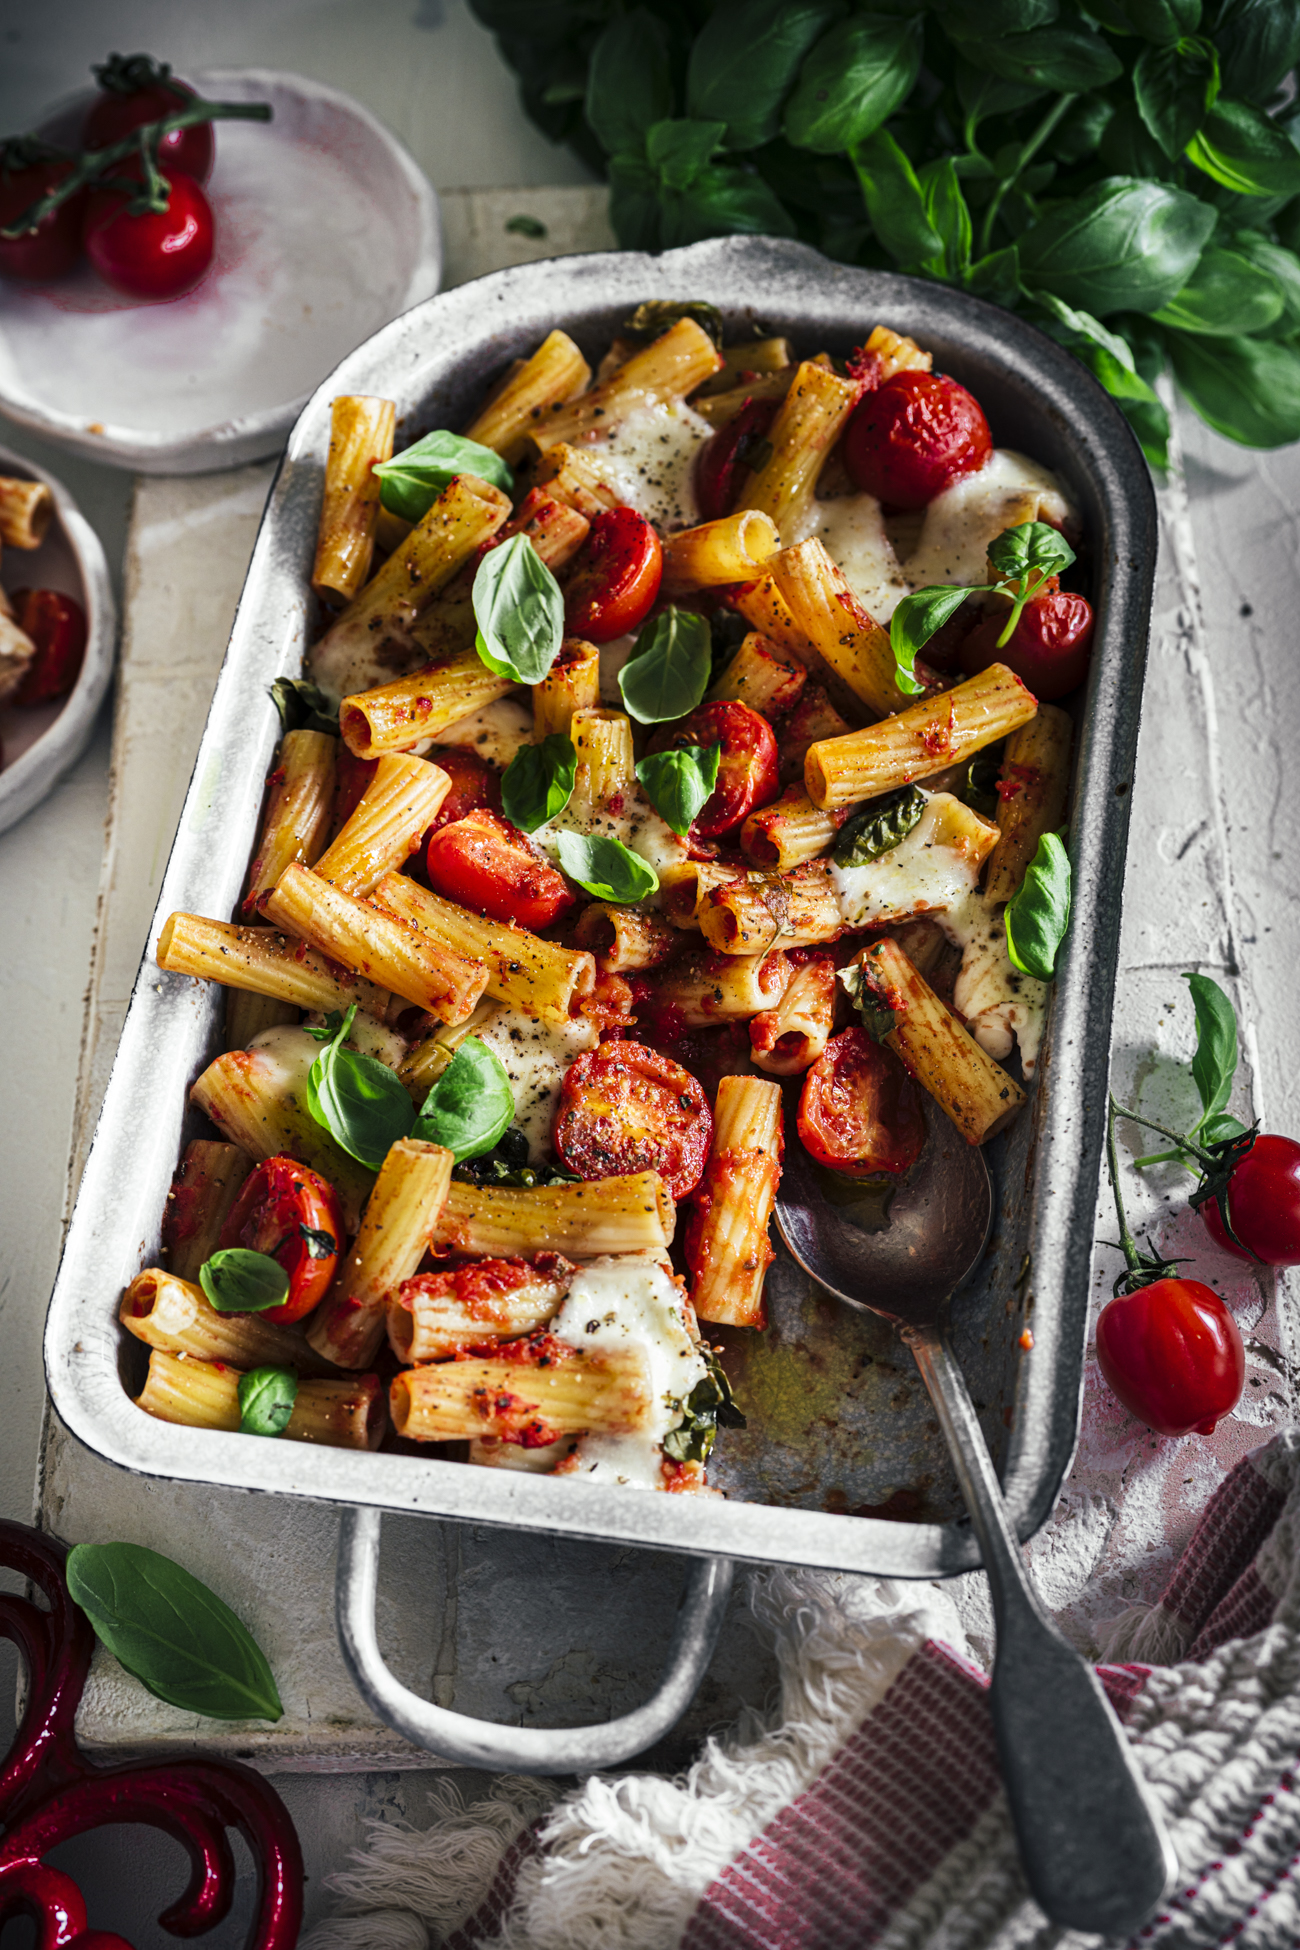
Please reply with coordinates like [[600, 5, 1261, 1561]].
[[970, 25, 1124, 91], [889, 586, 973, 695], [837, 960, 897, 1044], [1183, 971, 1239, 1135], [623, 299, 725, 347], [1186, 99, 1300, 199], [965, 244, 1023, 308], [453, 1123, 580, 1187], [1099, 100, 1180, 180], [472, 533, 565, 686], [1030, 293, 1171, 467], [1232, 231, 1300, 332], [619, 607, 713, 723], [918, 156, 973, 281], [269, 677, 338, 737], [504, 213, 548, 238], [955, 60, 1048, 138], [941, 0, 1059, 39], [1092, 0, 1202, 39], [784, 14, 923, 155], [959, 750, 1003, 818], [299, 1223, 337, 1259], [987, 520, 1076, 581], [584, 8, 673, 160], [1051, 96, 1116, 165], [302, 1007, 349, 1043], [1134, 37, 1219, 159], [555, 830, 659, 903], [307, 1004, 414, 1169], [376, 432, 514, 526], [199, 1249, 290, 1315], [832, 785, 928, 867], [608, 153, 665, 252], [1005, 830, 1071, 980], [635, 742, 721, 836], [1201, 1110, 1250, 1145], [65, 1542, 283, 1722], [850, 129, 943, 267], [238, 1367, 299, 1439], [646, 118, 727, 191], [413, 1037, 515, 1162], [685, 0, 840, 152], [501, 734, 577, 832], [659, 164, 800, 247], [663, 1350, 746, 1464], [1018, 175, 1217, 314], [1212, 0, 1300, 105], [1152, 245, 1285, 333], [1167, 329, 1300, 443]]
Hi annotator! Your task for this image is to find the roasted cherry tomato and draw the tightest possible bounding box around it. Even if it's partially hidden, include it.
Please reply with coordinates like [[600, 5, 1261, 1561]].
[[84, 58, 214, 185], [84, 169, 214, 300], [421, 807, 576, 930], [217, 1155, 343, 1324], [563, 506, 663, 643], [0, 152, 87, 282], [844, 370, 992, 509], [695, 397, 779, 523], [649, 699, 779, 838], [10, 590, 88, 706], [1202, 1133, 1300, 1267], [797, 1027, 927, 1178], [554, 1041, 712, 1198], [959, 589, 1094, 701], [422, 744, 502, 838], [1095, 1277, 1245, 1437]]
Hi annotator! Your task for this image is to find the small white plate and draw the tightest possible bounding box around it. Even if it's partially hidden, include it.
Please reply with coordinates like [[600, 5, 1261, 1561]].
[[0, 442, 116, 834], [0, 70, 441, 475]]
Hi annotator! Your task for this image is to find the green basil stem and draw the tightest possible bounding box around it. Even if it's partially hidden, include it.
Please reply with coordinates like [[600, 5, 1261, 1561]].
[[977, 93, 1078, 261], [1109, 1097, 1219, 1172], [993, 568, 1050, 650], [1106, 1091, 1153, 1280]]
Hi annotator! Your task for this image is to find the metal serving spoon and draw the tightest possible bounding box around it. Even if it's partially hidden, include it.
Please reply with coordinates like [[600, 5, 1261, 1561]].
[[776, 1111, 1175, 1936]]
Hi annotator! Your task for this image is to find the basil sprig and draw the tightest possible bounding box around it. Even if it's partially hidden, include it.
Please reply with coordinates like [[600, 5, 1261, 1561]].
[[662, 1350, 747, 1465], [238, 1367, 299, 1438], [375, 431, 514, 525], [618, 607, 712, 724], [199, 1249, 290, 1315], [635, 742, 720, 836], [501, 734, 577, 832], [412, 1037, 515, 1162], [65, 1541, 283, 1722], [1004, 831, 1072, 981], [556, 830, 659, 903], [270, 677, 338, 736], [473, 534, 565, 685], [838, 960, 898, 1045], [306, 1005, 414, 1169], [887, 520, 1078, 693], [832, 785, 928, 867]]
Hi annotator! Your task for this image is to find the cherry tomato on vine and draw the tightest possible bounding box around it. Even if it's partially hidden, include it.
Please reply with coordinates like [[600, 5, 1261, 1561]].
[[422, 808, 575, 931], [648, 699, 778, 838], [797, 1027, 927, 1178], [564, 507, 662, 643], [1202, 1133, 1300, 1267], [1095, 1277, 1244, 1437], [0, 154, 87, 282], [844, 370, 992, 509], [84, 169, 214, 300], [217, 1156, 343, 1324], [695, 397, 779, 523], [554, 1042, 712, 1199], [959, 588, 1094, 700], [84, 60, 214, 185], [10, 590, 88, 705]]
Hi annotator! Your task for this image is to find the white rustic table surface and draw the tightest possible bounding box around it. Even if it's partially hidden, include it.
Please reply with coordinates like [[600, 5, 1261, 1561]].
[[2, 4, 1300, 1937]]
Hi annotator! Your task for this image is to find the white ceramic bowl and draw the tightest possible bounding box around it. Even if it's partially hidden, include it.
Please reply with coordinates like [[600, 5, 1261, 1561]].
[[0, 442, 116, 834], [0, 70, 441, 474]]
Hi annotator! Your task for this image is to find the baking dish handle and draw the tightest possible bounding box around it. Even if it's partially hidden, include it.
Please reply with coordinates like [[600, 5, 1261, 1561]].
[[336, 1505, 735, 1775]]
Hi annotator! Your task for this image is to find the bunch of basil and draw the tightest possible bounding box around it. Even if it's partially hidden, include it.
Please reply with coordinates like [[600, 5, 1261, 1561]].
[[469, 0, 1300, 464]]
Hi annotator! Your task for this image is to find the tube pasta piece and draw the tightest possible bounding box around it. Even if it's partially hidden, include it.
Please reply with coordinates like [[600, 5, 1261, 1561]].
[[708, 631, 806, 718], [244, 730, 337, 912], [263, 864, 488, 1022], [653, 947, 792, 1027], [984, 703, 1072, 905], [433, 1173, 674, 1260], [659, 860, 746, 932], [463, 329, 592, 465], [224, 990, 299, 1051], [534, 636, 601, 740], [0, 475, 53, 549], [532, 318, 722, 451], [569, 708, 635, 820], [699, 859, 842, 956], [388, 1253, 575, 1362], [391, 1343, 652, 1444], [861, 325, 932, 381], [397, 998, 501, 1102], [160, 1142, 253, 1284], [373, 872, 596, 1025], [312, 395, 396, 602], [805, 664, 1038, 811], [770, 539, 912, 718], [137, 1350, 384, 1449], [692, 368, 801, 428], [339, 650, 517, 760], [662, 511, 780, 594], [778, 687, 855, 788], [852, 937, 1026, 1144], [741, 787, 842, 870], [313, 753, 450, 896], [121, 1269, 339, 1376], [307, 1138, 455, 1368], [158, 915, 395, 1021], [409, 490, 591, 667], [686, 1075, 784, 1327], [374, 504, 412, 555], [572, 902, 678, 972], [728, 573, 819, 667], [696, 337, 794, 397], [530, 444, 623, 519], [736, 363, 862, 543], [749, 958, 836, 1075]]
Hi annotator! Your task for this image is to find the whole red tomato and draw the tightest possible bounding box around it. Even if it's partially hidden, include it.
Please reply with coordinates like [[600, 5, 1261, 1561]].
[[554, 1042, 712, 1199], [84, 169, 214, 300], [695, 398, 779, 523], [84, 58, 214, 184], [959, 589, 1095, 700], [217, 1155, 343, 1324], [564, 507, 663, 643], [1095, 1277, 1244, 1437], [844, 370, 992, 509], [1202, 1133, 1300, 1267], [0, 151, 87, 282], [648, 699, 778, 838]]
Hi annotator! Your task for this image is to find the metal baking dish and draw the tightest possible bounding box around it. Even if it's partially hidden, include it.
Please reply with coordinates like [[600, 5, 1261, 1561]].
[[43, 236, 1156, 1771]]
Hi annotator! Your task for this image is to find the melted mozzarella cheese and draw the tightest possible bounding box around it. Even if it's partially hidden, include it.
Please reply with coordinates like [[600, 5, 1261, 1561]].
[[904, 450, 1076, 591], [832, 793, 985, 929], [945, 893, 1048, 1079], [473, 1008, 597, 1162], [583, 401, 713, 532], [800, 493, 912, 622], [429, 694, 533, 769]]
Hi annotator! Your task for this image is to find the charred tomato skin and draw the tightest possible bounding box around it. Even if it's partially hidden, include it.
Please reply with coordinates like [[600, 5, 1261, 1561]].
[[649, 698, 779, 838], [1202, 1133, 1300, 1267], [217, 1155, 344, 1324], [421, 807, 576, 931], [844, 370, 992, 509], [797, 1026, 927, 1178], [563, 506, 663, 643], [1095, 1277, 1245, 1437], [554, 1041, 713, 1200]]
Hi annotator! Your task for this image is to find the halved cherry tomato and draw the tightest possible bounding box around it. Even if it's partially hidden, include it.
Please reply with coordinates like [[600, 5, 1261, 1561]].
[[1095, 1277, 1244, 1437], [0, 153, 87, 281], [959, 589, 1094, 701], [695, 398, 780, 523], [649, 699, 779, 838], [844, 371, 992, 509], [11, 590, 88, 705], [423, 745, 502, 837], [84, 61, 214, 185], [1202, 1133, 1300, 1267], [797, 1027, 926, 1177], [563, 507, 663, 643], [84, 168, 214, 300], [554, 1041, 712, 1198], [217, 1155, 343, 1324], [421, 807, 576, 930]]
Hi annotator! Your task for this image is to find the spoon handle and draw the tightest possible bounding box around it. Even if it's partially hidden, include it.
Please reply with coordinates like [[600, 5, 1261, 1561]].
[[904, 1323, 1175, 1935]]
